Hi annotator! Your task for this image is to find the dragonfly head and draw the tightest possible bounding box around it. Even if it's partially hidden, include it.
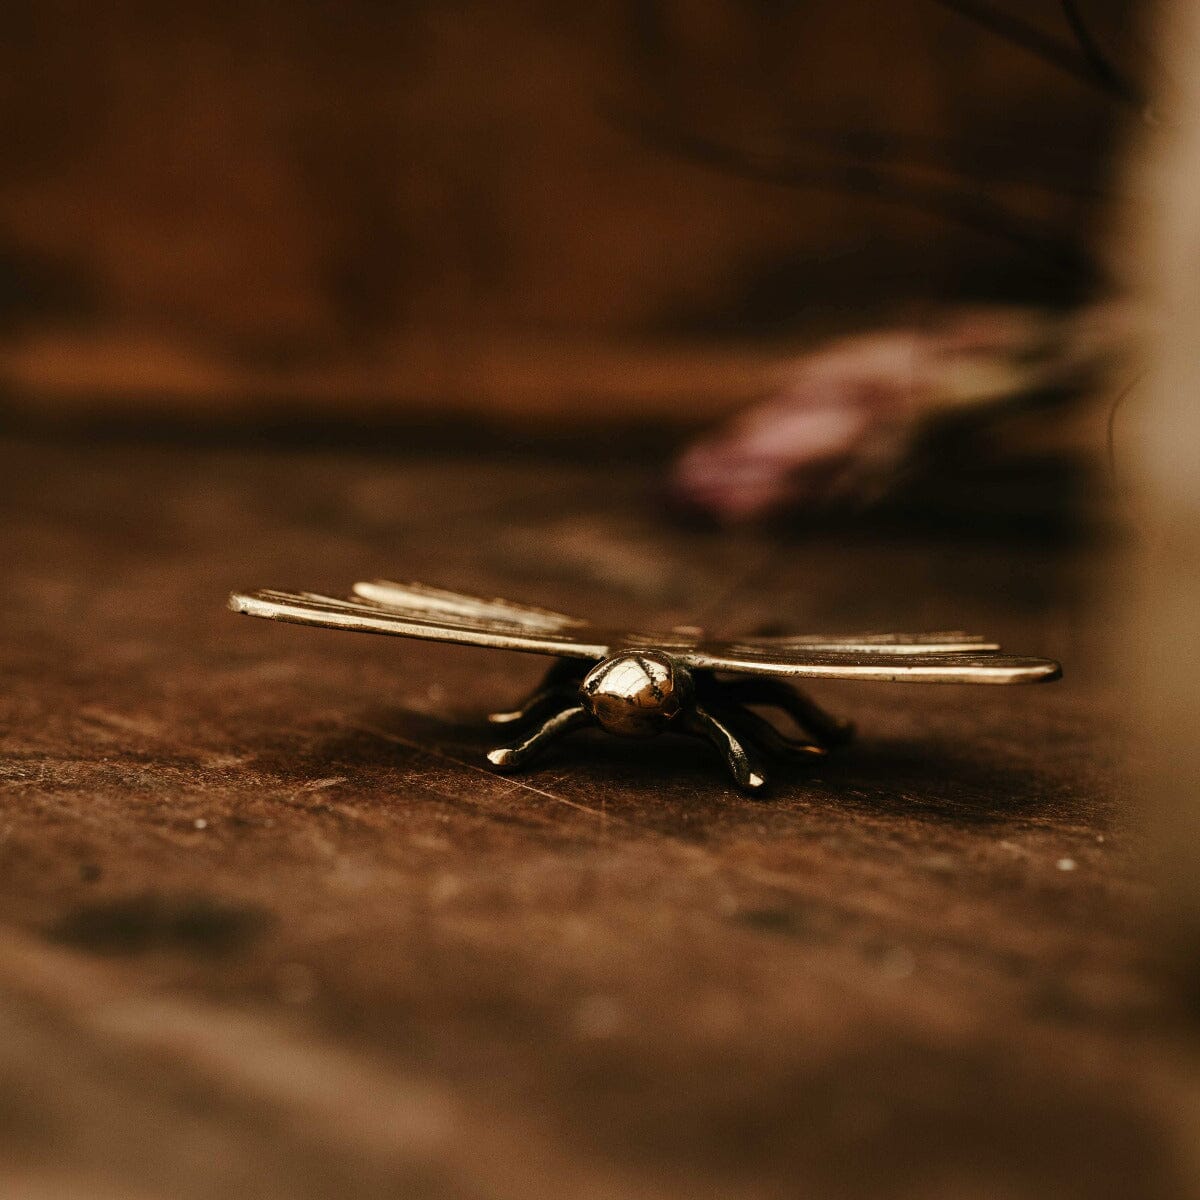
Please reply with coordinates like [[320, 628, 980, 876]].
[[581, 651, 692, 738]]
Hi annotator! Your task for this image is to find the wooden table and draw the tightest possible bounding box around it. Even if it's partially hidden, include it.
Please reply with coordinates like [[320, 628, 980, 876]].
[[0, 433, 1193, 1199]]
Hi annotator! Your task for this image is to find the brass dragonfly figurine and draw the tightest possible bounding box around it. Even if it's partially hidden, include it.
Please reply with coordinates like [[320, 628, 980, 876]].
[[230, 581, 1061, 792]]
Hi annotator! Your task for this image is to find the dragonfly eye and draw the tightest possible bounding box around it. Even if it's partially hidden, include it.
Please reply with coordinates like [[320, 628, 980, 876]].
[[581, 651, 690, 737]]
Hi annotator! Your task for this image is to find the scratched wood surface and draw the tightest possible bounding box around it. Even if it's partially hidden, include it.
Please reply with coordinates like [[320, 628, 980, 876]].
[[0, 434, 1195, 1200]]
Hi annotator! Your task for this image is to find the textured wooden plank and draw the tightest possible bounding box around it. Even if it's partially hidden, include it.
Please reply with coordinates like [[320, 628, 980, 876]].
[[0, 435, 1193, 1200]]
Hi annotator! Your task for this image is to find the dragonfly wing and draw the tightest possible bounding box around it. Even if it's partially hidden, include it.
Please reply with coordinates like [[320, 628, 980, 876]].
[[352, 580, 587, 632], [230, 589, 612, 659], [675, 642, 1061, 684], [231, 582, 1058, 679], [729, 631, 1001, 655]]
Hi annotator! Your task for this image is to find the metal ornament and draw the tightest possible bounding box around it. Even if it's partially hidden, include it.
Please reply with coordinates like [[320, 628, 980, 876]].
[[229, 581, 1061, 792]]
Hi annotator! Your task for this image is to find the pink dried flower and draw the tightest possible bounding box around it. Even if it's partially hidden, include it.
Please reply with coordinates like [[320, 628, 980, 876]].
[[670, 308, 1105, 523]]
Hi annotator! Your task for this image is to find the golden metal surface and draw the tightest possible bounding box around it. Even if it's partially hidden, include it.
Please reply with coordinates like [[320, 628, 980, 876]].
[[229, 581, 1062, 791], [581, 651, 690, 738]]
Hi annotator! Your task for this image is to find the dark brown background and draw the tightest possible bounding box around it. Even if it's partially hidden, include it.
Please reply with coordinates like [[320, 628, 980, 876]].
[[1, 0, 1133, 423]]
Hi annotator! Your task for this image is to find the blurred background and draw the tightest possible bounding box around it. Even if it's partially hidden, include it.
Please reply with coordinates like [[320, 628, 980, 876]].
[[0, 0, 1135, 431]]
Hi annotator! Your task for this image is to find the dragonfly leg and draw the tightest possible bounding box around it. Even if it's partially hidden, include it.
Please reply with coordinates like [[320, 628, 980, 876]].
[[719, 701, 827, 763], [488, 659, 589, 725], [711, 678, 854, 748], [486, 702, 591, 770], [683, 702, 769, 793], [487, 685, 579, 727]]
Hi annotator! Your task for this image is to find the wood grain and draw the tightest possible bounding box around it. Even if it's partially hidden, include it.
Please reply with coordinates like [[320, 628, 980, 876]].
[[0, 435, 1193, 1199]]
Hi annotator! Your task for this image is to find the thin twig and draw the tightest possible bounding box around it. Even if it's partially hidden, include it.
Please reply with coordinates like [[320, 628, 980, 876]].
[[772, 124, 1108, 200], [1105, 374, 1141, 490], [1059, 0, 1144, 110], [929, 0, 1139, 110], [615, 111, 1088, 281]]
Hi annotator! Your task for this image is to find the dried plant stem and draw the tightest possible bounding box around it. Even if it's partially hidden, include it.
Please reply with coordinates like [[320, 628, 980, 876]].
[[618, 114, 1086, 280], [1059, 0, 1144, 109], [930, 0, 1141, 110]]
